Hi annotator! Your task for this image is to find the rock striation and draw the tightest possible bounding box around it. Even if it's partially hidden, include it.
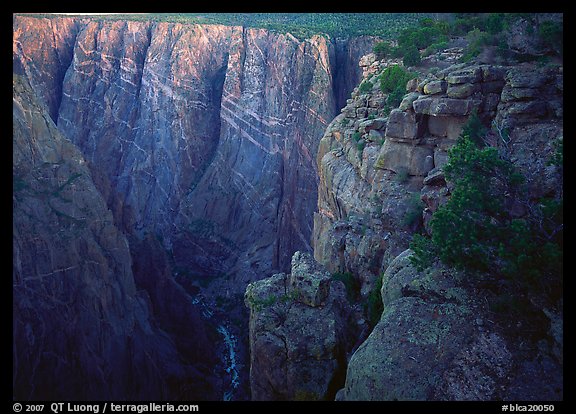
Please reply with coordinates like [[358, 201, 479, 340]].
[[12, 14, 376, 400], [13, 15, 376, 293], [13, 75, 218, 400]]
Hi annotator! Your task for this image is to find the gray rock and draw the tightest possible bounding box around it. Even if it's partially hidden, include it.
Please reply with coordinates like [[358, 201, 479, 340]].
[[385, 109, 426, 140], [289, 252, 332, 307], [423, 80, 447, 95], [245, 252, 358, 400], [481, 80, 506, 94], [423, 167, 446, 186], [339, 296, 473, 400], [500, 85, 541, 102], [445, 66, 482, 84], [427, 115, 468, 139], [481, 65, 508, 82], [413, 97, 481, 116], [447, 83, 479, 99], [368, 129, 384, 141], [434, 149, 450, 169], [13, 75, 218, 400], [368, 96, 387, 108], [375, 140, 434, 176], [399, 92, 421, 111], [406, 77, 419, 92]]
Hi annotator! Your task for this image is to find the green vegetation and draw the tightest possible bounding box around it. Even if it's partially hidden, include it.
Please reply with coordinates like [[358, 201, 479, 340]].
[[402, 44, 422, 67], [376, 13, 563, 67], [538, 20, 563, 56], [21, 13, 430, 40], [248, 294, 277, 311], [378, 65, 416, 113], [402, 192, 424, 229], [365, 274, 384, 327], [379, 65, 415, 94], [373, 41, 392, 60], [332, 272, 360, 301], [358, 79, 373, 94], [409, 112, 563, 296], [394, 167, 410, 184]]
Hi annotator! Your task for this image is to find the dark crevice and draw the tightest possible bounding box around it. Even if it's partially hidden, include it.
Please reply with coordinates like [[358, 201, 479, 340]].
[[400, 286, 462, 305], [134, 22, 154, 103], [53, 19, 81, 124], [331, 37, 348, 114]]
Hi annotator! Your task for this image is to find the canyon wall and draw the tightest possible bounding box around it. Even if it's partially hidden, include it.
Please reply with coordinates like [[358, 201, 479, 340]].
[[13, 16, 375, 290], [13, 75, 219, 400], [247, 51, 563, 400], [12, 14, 375, 399]]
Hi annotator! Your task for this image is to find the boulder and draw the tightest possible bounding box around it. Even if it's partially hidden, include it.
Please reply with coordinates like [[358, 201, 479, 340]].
[[368, 96, 387, 108], [289, 251, 332, 307], [427, 115, 468, 139], [423, 167, 446, 186], [337, 250, 518, 401], [500, 85, 541, 102], [245, 252, 358, 401], [399, 92, 421, 111], [445, 66, 482, 84], [339, 296, 473, 400], [375, 140, 434, 176], [433, 149, 449, 169], [413, 97, 481, 116], [423, 80, 447, 95], [368, 129, 384, 142], [359, 117, 387, 133], [481, 65, 508, 82], [446, 83, 479, 99], [406, 77, 419, 92], [385, 109, 426, 140]]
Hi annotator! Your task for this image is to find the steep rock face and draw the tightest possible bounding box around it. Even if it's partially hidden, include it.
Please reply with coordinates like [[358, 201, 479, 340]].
[[312, 58, 563, 295], [244, 252, 359, 400], [13, 75, 218, 400], [12, 16, 80, 121], [311, 54, 562, 400], [178, 31, 337, 288], [337, 250, 501, 400], [56, 20, 234, 239], [13, 15, 375, 294]]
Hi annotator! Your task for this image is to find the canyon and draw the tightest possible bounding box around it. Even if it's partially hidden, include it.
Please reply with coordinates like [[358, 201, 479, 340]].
[[13, 14, 374, 400], [13, 13, 563, 402]]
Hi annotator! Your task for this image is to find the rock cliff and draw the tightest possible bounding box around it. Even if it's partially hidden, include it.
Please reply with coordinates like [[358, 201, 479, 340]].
[[13, 14, 376, 399], [13, 75, 218, 400], [249, 50, 562, 400], [312, 57, 562, 297], [323, 54, 562, 399], [13, 15, 375, 291]]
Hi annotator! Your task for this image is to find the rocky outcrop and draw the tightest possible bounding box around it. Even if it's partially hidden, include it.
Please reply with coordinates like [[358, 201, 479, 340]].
[[310, 50, 562, 400], [337, 251, 497, 400], [13, 75, 218, 400], [245, 252, 358, 400], [13, 16, 375, 295], [338, 249, 562, 401], [312, 56, 563, 293]]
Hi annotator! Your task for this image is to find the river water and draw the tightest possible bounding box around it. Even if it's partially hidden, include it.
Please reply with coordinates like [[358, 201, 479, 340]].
[[191, 295, 241, 400]]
